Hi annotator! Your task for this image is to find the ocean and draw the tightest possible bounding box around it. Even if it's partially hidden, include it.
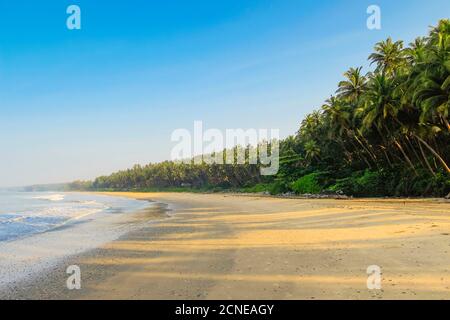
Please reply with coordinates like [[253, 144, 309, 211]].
[[0, 191, 154, 290], [0, 191, 149, 243]]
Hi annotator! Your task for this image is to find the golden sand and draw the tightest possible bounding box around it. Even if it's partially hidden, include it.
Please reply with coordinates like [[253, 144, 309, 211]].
[[59, 192, 449, 300]]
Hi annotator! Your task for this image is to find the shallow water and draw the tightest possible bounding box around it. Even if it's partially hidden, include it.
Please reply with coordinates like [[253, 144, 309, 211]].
[[0, 192, 153, 290], [0, 192, 148, 242]]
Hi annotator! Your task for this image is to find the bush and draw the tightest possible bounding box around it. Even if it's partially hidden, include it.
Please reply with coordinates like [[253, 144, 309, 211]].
[[355, 170, 383, 195], [328, 170, 383, 196], [240, 181, 291, 195], [268, 181, 291, 195], [409, 171, 450, 197], [328, 177, 351, 194], [381, 167, 450, 197], [291, 173, 322, 194], [241, 183, 271, 193]]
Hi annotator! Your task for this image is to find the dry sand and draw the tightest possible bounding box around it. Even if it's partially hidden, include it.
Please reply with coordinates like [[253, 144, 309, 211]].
[[4, 192, 450, 300]]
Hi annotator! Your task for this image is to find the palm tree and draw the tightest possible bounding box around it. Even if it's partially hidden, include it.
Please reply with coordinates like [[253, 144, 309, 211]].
[[304, 140, 320, 163], [362, 74, 401, 131], [413, 71, 450, 131], [322, 96, 351, 136], [412, 21, 450, 132], [336, 67, 368, 102], [405, 37, 428, 65], [369, 38, 407, 76], [429, 19, 450, 48], [362, 73, 420, 174], [298, 111, 323, 142], [322, 96, 378, 168], [78, 20, 450, 198]]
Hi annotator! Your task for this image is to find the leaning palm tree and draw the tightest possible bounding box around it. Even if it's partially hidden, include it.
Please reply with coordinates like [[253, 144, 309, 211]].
[[362, 73, 420, 175], [362, 74, 401, 131], [413, 71, 450, 131], [322, 96, 378, 166], [408, 25, 450, 174], [412, 19, 450, 132]]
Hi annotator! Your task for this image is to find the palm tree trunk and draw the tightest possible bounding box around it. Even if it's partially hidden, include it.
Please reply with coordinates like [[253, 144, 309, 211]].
[[413, 134, 450, 174], [356, 128, 380, 161], [338, 140, 353, 163], [417, 137, 437, 177], [350, 130, 378, 164], [404, 135, 425, 168], [347, 138, 373, 169], [394, 138, 419, 176], [381, 147, 394, 168]]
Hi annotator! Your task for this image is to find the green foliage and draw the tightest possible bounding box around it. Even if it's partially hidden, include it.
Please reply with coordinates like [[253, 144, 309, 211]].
[[356, 170, 383, 195], [66, 180, 93, 191], [291, 173, 322, 194], [328, 170, 383, 197], [240, 181, 291, 195], [391, 170, 450, 197], [240, 183, 271, 193], [268, 181, 291, 195], [68, 20, 450, 198]]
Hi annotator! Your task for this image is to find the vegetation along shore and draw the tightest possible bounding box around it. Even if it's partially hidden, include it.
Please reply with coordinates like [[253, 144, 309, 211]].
[[59, 20, 449, 198]]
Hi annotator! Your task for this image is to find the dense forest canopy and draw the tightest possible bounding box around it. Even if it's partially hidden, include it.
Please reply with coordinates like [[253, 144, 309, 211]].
[[69, 20, 450, 197]]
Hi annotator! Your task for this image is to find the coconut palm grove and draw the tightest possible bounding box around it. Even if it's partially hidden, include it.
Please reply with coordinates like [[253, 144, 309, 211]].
[[68, 20, 450, 198]]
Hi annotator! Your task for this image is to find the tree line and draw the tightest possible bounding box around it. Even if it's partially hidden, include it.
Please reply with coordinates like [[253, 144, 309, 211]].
[[70, 20, 450, 197]]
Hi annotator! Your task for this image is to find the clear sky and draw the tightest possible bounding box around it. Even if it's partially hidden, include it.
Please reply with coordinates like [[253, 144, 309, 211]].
[[0, 0, 449, 187]]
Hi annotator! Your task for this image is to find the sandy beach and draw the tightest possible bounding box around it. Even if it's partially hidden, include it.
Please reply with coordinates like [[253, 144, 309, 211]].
[[2, 192, 450, 300]]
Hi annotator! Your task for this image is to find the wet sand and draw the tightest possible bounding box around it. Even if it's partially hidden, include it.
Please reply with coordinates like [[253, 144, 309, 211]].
[[3, 192, 450, 300]]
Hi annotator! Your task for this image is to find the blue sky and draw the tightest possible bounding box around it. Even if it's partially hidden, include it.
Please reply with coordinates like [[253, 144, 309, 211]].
[[0, 0, 449, 187]]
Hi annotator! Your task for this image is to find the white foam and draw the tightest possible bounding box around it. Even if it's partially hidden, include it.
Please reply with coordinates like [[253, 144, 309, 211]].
[[0, 205, 147, 290], [32, 194, 65, 202], [0, 192, 151, 291]]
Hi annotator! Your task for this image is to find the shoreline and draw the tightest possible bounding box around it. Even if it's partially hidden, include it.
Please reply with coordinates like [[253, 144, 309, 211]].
[[90, 189, 450, 201], [2, 192, 450, 299], [0, 194, 167, 298]]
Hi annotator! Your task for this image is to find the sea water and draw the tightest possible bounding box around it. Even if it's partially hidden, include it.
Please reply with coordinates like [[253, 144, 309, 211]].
[[0, 191, 153, 290], [0, 191, 149, 242]]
